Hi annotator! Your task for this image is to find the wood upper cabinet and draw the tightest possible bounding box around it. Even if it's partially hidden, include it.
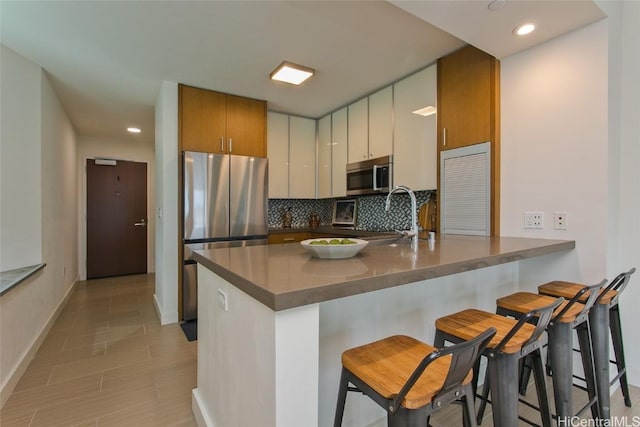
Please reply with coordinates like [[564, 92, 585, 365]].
[[225, 94, 267, 157], [436, 45, 500, 236], [179, 84, 266, 157], [437, 45, 500, 151]]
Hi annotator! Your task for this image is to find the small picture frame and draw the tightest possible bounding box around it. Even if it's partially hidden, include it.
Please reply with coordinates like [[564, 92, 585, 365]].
[[332, 199, 357, 227]]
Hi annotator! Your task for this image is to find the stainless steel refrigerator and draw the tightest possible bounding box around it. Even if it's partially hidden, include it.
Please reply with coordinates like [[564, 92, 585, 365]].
[[182, 151, 268, 321]]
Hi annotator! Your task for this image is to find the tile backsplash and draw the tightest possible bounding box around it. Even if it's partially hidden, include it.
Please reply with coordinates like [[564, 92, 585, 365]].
[[269, 190, 435, 231]]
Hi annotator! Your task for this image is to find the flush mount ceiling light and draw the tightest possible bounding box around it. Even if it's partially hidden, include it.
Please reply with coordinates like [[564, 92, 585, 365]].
[[412, 106, 437, 117], [270, 61, 314, 85], [514, 23, 536, 36], [127, 127, 142, 133]]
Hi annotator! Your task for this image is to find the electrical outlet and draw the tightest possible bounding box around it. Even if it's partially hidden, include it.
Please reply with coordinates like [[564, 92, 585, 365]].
[[217, 289, 228, 311], [524, 212, 544, 229], [554, 212, 568, 230]]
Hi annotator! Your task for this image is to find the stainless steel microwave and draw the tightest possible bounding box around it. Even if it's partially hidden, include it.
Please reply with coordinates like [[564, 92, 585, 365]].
[[346, 155, 393, 196]]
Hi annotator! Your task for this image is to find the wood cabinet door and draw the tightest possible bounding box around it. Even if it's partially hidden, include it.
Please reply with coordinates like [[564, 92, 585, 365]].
[[226, 94, 267, 157], [179, 84, 226, 153], [268, 232, 310, 244], [437, 45, 498, 150]]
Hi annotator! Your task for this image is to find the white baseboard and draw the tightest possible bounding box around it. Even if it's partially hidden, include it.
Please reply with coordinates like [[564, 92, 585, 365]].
[[0, 275, 79, 409], [192, 388, 215, 427], [153, 293, 178, 325]]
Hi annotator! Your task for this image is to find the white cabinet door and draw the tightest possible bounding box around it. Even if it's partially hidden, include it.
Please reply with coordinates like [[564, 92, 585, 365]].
[[393, 65, 437, 191], [347, 98, 368, 163], [317, 115, 332, 199], [289, 116, 316, 199], [332, 107, 348, 197], [267, 112, 289, 198], [368, 86, 393, 160]]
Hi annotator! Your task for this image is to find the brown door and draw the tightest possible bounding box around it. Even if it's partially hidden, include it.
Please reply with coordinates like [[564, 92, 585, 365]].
[[87, 159, 147, 279]]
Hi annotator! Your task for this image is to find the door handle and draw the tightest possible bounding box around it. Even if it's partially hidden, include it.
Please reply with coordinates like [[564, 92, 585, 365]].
[[134, 219, 147, 227]]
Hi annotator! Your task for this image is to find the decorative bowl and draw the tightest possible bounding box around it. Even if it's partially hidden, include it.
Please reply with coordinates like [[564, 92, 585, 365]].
[[300, 238, 369, 259]]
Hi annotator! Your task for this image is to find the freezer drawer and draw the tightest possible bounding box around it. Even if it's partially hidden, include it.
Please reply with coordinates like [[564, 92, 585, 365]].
[[183, 260, 197, 321]]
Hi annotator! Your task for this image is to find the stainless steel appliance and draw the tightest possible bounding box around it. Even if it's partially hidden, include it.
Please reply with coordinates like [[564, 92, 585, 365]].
[[182, 151, 268, 321], [346, 155, 393, 196]]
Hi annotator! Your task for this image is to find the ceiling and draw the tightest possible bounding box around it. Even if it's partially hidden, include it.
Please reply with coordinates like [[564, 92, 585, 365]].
[[0, 1, 605, 144]]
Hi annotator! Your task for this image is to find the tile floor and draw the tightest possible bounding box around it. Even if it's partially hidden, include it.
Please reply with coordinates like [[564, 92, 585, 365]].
[[1, 273, 638, 426], [0, 274, 197, 427]]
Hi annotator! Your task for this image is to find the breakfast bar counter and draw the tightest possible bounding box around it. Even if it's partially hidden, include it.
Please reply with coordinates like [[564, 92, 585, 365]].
[[190, 235, 575, 427], [192, 235, 574, 311]]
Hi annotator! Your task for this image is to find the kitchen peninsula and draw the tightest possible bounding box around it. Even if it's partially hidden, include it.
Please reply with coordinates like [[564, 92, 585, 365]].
[[191, 235, 574, 427]]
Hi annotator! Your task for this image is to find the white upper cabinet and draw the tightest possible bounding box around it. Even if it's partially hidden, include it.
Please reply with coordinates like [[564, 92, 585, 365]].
[[267, 111, 289, 198], [317, 114, 332, 199], [332, 107, 348, 197], [393, 64, 437, 191], [347, 98, 368, 163], [289, 116, 316, 199], [368, 86, 393, 160]]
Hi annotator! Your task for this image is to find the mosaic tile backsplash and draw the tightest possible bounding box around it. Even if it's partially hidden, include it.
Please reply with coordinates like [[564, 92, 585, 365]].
[[269, 190, 435, 231]]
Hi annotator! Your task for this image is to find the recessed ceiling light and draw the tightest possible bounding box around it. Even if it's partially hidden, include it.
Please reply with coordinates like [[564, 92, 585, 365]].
[[412, 106, 437, 117], [270, 61, 314, 85], [514, 23, 536, 36], [127, 127, 142, 133], [487, 0, 506, 11]]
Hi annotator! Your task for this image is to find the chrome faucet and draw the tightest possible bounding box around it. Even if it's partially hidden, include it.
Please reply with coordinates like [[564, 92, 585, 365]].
[[385, 185, 419, 249]]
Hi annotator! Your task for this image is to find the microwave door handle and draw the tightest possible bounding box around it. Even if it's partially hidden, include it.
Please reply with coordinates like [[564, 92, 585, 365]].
[[373, 164, 380, 191]]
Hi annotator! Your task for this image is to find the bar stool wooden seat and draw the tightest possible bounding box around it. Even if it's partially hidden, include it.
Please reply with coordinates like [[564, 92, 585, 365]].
[[495, 280, 606, 422], [538, 268, 636, 419], [434, 298, 563, 427], [333, 328, 496, 427]]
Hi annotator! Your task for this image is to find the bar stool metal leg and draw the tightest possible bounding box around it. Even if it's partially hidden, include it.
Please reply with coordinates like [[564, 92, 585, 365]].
[[486, 352, 539, 427], [589, 302, 611, 420], [609, 304, 632, 407], [575, 320, 600, 418], [547, 322, 573, 421]]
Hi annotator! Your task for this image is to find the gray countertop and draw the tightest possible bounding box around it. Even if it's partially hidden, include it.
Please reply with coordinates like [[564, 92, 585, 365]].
[[0, 263, 46, 296], [192, 234, 575, 311]]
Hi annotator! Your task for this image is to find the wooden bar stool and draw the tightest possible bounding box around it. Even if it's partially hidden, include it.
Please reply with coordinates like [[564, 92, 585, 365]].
[[333, 328, 496, 427], [434, 298, 562, 427], [495, 280, 606, 422], [538, 268, 635, 420]]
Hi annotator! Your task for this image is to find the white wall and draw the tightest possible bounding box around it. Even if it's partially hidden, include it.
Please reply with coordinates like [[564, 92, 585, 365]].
[[501, 20, 608, 282], [76, 136, 156, 279], [0, 46, 79, 405], [501, 11, 640, 386], [154, 81, 179, 325], [0, 45, 42, 271], [604, 0, 640, 385]]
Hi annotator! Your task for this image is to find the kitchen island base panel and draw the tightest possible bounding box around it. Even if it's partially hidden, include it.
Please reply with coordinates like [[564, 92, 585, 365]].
[[194, 264, 319, 427], [318, 263, 519, 426], [195, 262, 521, 427]]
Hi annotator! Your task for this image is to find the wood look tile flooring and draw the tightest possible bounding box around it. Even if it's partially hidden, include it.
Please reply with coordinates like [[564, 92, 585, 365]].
[[2, 273, 639, 426], [0, 274, 197, 427]]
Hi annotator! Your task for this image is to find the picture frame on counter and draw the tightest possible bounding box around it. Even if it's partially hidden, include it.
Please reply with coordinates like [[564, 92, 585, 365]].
[[332, 199, 357, 227]]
